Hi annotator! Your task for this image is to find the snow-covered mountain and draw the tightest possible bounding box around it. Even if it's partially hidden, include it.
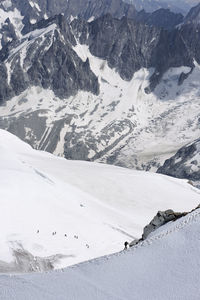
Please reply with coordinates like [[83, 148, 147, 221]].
[[0, 1, 199, 176], [0, 129, 199, 272], [1, 204, 200, 299], [0, 8, 199, 172]]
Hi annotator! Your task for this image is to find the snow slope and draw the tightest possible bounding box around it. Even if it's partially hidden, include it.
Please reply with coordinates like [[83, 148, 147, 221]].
[[0, 129, 199, 272], [1, 206, 200, 299]]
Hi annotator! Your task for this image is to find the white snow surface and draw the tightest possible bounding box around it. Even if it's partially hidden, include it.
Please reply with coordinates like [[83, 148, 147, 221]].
[[1, 207, 200, 299], [0, 129, 199, 272], [2, 0, 12, 9]]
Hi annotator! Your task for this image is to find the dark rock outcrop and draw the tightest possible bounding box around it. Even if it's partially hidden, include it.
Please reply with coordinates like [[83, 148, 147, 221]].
[[141, 209, 187, 240], [129, 205, 200, 247], [0, 18, 17, 48], [157, 139, 200, 182]]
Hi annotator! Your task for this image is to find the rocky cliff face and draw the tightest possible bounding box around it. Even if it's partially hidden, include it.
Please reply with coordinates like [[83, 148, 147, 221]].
[[157, 139, 200, 183], [71, 14, 196, 92], [72, 15, 161, 82], [0, 15, 99, 102], [0, 0, 184, 34], [0, 9, 192, 103]]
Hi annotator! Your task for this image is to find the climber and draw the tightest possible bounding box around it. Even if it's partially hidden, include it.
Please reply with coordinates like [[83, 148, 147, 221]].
[[124, 241, 129, 250]]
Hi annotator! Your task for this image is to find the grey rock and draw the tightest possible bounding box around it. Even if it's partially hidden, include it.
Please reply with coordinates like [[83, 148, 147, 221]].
[[142, 209, 186, 239], [129, 206, 200, 247], [157, 138, 200, 182], [0, 18, 17, 48]]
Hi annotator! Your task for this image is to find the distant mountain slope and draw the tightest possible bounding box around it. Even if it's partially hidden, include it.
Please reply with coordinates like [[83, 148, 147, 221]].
[[0, 129, 199, 272], [0, 0, 183, 50], [125, 0, 197, 15], [1, 0, 184, 26], [184, 2, 200, 24], [135, 8, 183, 30], [1, 205, 200, 299], [0, 13, 200, 171], [0, 2, 199, 173], [1, 0, 137, 25], [157, 138, 200, 185], [0, 12, 187, 103]]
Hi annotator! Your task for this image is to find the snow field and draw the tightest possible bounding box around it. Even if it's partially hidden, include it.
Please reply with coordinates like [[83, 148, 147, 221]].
[[0, 129, 199, 271]]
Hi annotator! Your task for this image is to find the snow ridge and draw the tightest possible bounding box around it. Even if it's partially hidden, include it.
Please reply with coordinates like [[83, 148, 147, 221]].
[[1, 204, 200, 299]]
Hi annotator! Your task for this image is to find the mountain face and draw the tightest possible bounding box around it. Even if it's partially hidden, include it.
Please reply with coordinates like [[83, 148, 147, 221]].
[[184, 3, 200, 24], [1, 0, 137, 25], [0, 0, 184, 27], [71, 14, 196, 89], [0, 15, 99, 101], [157, 139, 200, 185], [0, 1, 199, 172], [0, 10, 196, 99], [136, 9, 183, 30]]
